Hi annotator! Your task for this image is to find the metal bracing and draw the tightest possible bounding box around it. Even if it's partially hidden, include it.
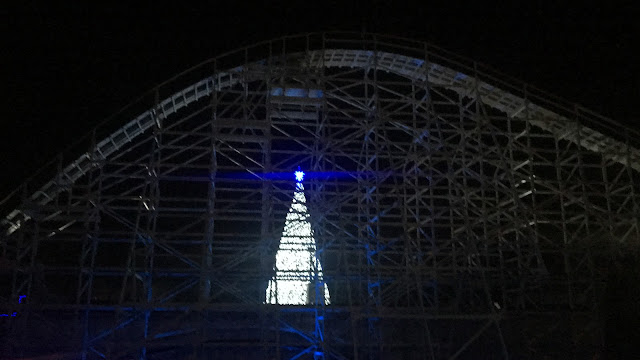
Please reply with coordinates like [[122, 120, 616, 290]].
[[1, 33, 639, 359]]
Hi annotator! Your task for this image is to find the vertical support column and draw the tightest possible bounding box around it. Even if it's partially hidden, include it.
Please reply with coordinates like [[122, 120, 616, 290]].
[[195, 60, 219, 359], [601, 151, 614, 243], [423, 44, 438, 360], [623, 133, 640, 243], [10, 185, 28, 303], [139, 90, 162, 360], [572, 109, 603, 353], [514, 90, 531, 311], [260, 46, 274, 357], [200, 60, 218, 304], [553, 129, 573, 309], [12, 180, 39, 357], [405, 43, 437, 358], [360, 37, 383, 359], [473, 63, 509, 359], [574, 115, 597, 314], [311, 34, 328, 359], [79, 130, 103, 360]]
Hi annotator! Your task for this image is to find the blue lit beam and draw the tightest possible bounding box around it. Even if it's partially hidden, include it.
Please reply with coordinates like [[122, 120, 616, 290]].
[[166, 170, 395, 182], [0, 295, 26, 317], [289, 345, 315, 360]]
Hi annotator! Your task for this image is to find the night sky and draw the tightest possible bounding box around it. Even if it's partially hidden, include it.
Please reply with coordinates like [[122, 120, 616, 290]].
[[2, 2, 639, 193], [1, 2, 639, 355]]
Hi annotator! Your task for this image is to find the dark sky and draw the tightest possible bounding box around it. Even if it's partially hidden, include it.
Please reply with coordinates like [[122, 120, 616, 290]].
[[2, 2, 639, 195]]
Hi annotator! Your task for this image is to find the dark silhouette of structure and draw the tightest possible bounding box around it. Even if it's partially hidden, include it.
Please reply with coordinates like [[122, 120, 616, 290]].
[[1, 33, 639, 359]]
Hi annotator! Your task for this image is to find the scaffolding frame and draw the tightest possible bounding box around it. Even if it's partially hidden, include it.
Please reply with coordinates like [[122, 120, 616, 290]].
[[1, 32, 639, 359]]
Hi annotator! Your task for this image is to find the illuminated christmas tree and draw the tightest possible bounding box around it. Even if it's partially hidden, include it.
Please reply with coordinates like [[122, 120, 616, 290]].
[[266, 170, 330, 305]]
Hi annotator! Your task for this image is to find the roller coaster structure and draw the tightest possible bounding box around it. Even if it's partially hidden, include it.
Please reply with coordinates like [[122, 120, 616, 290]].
[[1, 33, 639, 359]]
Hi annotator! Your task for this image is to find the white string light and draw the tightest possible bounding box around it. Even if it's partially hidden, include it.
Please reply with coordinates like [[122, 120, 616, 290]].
[[266, 175, 330, 305]]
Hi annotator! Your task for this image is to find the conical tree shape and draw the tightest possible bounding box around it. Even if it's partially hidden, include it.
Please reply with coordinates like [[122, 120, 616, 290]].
[[266, 181, 330, 305]]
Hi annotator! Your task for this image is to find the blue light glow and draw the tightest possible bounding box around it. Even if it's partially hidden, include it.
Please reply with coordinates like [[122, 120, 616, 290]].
[[1, 295, 25, 318], [270, 87, 324, 98], [198, 169, 392, 182], [295, 170, 305, 182]]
